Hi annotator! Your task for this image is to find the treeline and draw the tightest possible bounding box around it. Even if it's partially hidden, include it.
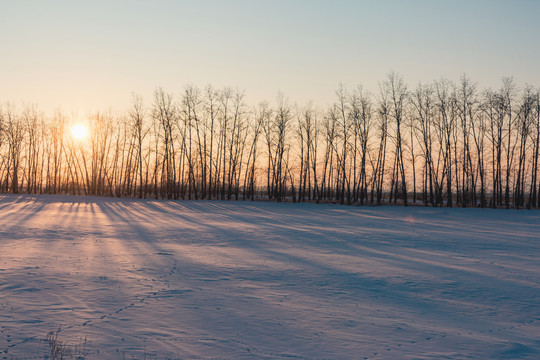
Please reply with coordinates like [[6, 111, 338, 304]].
[[1, 73, 539, 209]]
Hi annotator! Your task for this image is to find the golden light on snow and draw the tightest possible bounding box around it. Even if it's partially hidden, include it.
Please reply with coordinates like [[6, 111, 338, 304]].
[[71, 124, 88, 140]]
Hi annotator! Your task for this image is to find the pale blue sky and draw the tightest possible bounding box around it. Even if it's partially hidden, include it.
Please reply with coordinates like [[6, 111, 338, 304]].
[[1, 0, 539, 113]]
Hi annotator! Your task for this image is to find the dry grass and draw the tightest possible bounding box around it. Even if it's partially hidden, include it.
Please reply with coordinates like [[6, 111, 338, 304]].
[[45, 328, 87, 360]]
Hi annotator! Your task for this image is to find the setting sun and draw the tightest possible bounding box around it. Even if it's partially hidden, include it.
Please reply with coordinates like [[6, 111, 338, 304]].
[[71, 124, 88, 140]]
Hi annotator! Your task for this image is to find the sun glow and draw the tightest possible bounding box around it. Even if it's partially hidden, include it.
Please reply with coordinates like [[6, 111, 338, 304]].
[[71, 124, 88, 140]]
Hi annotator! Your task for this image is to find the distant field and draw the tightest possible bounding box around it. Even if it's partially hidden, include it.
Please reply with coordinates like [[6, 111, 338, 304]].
[[0, 195, 539, 359]]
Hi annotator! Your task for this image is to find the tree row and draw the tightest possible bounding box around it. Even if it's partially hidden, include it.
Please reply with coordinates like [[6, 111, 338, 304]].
[[1, 73, 539, 209]]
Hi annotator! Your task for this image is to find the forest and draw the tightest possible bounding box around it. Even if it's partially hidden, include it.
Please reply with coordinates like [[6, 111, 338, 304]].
[[1, 73, 539, 209]]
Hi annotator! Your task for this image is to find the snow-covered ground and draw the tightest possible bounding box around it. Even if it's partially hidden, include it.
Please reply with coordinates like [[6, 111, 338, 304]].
[[0, 194, 539, 359]]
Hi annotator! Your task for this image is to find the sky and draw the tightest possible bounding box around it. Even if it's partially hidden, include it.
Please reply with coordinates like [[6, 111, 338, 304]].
[[1, 0, 539, 114]]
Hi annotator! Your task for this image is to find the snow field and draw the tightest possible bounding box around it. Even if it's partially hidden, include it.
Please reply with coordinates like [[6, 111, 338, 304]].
[[0, 195, 539, 359]]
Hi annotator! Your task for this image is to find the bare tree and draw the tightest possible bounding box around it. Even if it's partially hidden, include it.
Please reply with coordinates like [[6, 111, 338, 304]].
[[129, 94, 148, 198], [4, 104, 25, 193], [530, 91, 540, 208], [435, 79, 456, 207], [384, 72, 409, 205], [153, 88, 177, 199]]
